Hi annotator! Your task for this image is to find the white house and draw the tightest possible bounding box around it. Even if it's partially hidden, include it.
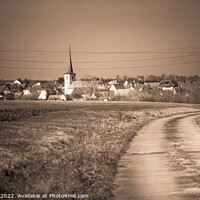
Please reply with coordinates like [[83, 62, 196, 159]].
[[109, 84, 126, 95], [159, 80, 178, 91], [23, 88, 31, 95], [124, 80, 128, 86], [23, 86, 47, 100], [162, 86, 174, 91], [14, 80, 22, 85], [38, 90, 47, 100]]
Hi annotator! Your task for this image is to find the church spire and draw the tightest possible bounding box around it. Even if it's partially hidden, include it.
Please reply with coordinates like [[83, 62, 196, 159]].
[[64, 44, 76, 95], [67, 44, 73, 74]]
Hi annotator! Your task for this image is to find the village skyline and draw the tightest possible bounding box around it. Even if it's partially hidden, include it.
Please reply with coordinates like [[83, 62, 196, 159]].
[[1, 37, 199, 102], [0, 0, 200, 80]]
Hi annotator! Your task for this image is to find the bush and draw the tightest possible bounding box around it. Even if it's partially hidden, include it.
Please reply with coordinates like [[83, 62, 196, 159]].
[[20, 94, 39, 100], [141, 87, 200, 104]]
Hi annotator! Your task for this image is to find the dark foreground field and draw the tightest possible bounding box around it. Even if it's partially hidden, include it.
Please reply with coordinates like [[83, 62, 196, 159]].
[[0, 101, 200, 199]]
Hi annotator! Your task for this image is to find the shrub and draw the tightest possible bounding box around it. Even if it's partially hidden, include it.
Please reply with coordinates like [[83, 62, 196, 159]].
[[20, 94, 39, 100]]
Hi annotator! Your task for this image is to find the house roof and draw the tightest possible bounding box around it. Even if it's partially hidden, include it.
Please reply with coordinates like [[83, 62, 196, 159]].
[[0, 85, 6, 93], [69, 81, 89, 89], [32, 84, 42, 90], [14, 92, 23, 97], [98, 80, 105, 84], [14, 91, 23, 94], [159, 80, 178, 88], [56, 88, 64, 94], [108, 80, 117, 85], [71, 87, 88, 96], [14, 80, 22, 84], [113, 84, 125, 90], [56, 84, 63, 89], [24, 87, 39, 94]]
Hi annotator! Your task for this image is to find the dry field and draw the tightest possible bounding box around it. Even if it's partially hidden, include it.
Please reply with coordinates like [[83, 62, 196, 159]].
[[0, 101, 200, 199]]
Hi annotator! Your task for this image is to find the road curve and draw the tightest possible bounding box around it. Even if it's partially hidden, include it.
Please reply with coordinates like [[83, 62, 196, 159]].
[[113, 112, 200, 200]]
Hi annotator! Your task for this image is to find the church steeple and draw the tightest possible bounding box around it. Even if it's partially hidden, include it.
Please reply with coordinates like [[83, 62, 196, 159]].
[[64, 44, 76, 95], [66, 44, 74, 74]]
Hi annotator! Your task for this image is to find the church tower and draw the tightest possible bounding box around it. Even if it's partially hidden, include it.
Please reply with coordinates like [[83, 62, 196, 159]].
[[64, 45, 76, 95]]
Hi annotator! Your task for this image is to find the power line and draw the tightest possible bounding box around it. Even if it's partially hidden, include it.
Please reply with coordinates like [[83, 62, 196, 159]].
[[0, 45, 200, 55], [150, 45, 200, 52], [77, 53, 200, 63], [0, 60, 199, 71], [0, 58, 66, 64], [107, 60, 200, 70], [73, 51, 200, 54], [77, 60, 200, 70], [0, 53, 199, 64], [0, 50, 200, 54], [0, 50, 66, 54]]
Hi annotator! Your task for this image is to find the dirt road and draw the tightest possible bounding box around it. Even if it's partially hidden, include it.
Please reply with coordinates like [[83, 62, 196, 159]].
[[113, 113, 200, 200]]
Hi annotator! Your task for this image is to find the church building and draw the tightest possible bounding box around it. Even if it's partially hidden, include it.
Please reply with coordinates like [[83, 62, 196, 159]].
[[64, 45, 76, 95]]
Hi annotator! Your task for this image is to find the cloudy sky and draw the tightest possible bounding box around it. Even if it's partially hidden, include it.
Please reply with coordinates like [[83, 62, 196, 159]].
[[0, 0, 200, 80]]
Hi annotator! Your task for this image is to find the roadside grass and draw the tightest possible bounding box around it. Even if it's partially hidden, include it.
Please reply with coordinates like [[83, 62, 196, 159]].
[[196, 116, 200, 127], [0, 101, 199, 199]]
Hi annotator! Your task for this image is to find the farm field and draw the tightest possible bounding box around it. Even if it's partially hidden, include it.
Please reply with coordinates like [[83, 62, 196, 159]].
[[0, 101, 200, 199]]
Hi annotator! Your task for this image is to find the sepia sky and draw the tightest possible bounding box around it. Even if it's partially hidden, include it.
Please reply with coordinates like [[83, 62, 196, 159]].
[[0, 0, 200, 80]]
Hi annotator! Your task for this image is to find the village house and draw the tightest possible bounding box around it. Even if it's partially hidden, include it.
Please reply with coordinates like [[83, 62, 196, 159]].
[[97, 79, 108, 91], [53, 84, 72, 100], [38, 90, 47, 100], [109, 84, 125, 94], [109, 84, 130, 96], [31, 82, 48, 100], [8, 81, 27, 100], [0, 85, 10, 95], [0, 85, 11, 100], [21, 87, 39, 100], [71, 87, 88, 100], [32, 82, 42, 90], [123, 80, 129, 88], [54, 83, 64, 93], [146, 81, 160, 89], [23, 87, 32, 95], [14, 92, 23, 100], [14, 79, 22, 85], [108, 79, 118, 86], [94, 79, 109, 100], [159, 80, 178, 91], [123, 80, 134, 89], [138, 83, 153, 93], [22, 85, 47, 100]]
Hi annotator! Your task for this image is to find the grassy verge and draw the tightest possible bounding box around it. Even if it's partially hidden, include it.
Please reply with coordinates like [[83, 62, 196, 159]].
[[196, 116, 200, 126], [0, 101, 199, 199]]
